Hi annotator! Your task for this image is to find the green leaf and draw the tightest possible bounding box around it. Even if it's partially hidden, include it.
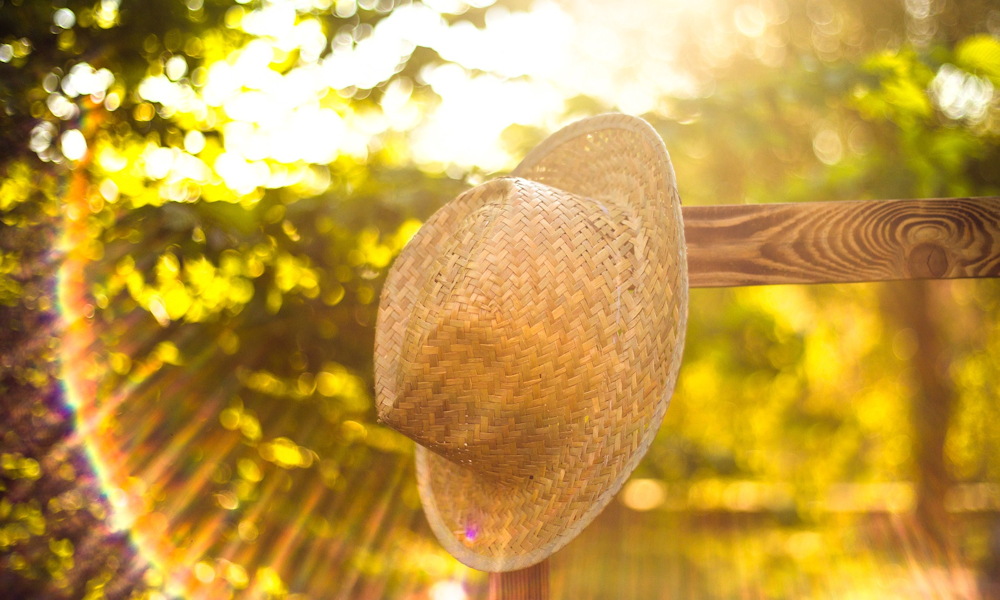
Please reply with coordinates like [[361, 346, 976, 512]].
[[955, 34, 1000, 85]]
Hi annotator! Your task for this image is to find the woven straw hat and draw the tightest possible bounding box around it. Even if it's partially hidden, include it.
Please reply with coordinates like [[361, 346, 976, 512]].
[[374, 114, 688, 571]]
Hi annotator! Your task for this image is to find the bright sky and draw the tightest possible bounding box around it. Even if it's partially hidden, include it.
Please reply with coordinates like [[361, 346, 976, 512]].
[[357, 0, 724, 171], [33, 0, 734, 199], [43, 0, 991, 195], [145, 0, 736, 190]]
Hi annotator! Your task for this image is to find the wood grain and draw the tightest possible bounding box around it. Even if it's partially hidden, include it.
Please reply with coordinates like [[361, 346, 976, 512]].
[[489, 561, 549, 600], [682, 196, 1000, 287]]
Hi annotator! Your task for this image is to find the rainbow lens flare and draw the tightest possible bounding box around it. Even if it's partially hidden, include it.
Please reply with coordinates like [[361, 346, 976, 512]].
[[53, 175, 473, 598]]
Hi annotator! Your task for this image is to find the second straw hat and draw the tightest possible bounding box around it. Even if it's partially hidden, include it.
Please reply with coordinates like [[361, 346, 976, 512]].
[[374, 114, 688, 571]]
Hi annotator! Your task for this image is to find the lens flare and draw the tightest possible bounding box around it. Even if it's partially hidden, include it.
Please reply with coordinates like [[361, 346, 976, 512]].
[[53, 151, 464, 597]]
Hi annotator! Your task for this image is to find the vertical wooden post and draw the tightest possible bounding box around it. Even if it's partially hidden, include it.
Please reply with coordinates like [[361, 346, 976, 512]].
[[488, 560, 549, 600]]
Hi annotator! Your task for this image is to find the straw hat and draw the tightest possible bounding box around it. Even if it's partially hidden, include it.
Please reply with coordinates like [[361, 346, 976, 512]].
[[374, 114, 687, 571]]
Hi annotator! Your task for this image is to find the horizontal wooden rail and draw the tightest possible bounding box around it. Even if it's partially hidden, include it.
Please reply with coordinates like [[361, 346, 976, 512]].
[[683, 196, 1000, 287]]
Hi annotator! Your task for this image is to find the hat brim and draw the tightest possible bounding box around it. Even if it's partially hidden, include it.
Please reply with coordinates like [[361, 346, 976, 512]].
[[377, 114, 688, 571]]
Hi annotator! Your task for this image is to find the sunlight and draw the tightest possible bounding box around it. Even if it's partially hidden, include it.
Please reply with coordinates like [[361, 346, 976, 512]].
[[171, 0, 733, 178], [60, 129, 88, 162], [19, 0, 994, 598], [429, 580, 469, 600], [410, 67, 563, 171], [931, 63, 994, 122], [61, 62, 115, 99], [621, 478, 668, 511]]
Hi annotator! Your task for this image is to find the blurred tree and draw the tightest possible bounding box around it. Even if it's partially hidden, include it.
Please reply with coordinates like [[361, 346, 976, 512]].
[[637, 0, 1000, 562], [1, 0, 999, 598], [0, 0, 510, 597]]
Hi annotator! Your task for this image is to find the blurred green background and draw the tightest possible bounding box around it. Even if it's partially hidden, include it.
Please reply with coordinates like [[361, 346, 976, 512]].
[[1, 0, 999, 598]]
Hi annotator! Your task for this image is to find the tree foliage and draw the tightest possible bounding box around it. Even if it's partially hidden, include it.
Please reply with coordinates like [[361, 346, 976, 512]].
[[1, 0, 998, 598]]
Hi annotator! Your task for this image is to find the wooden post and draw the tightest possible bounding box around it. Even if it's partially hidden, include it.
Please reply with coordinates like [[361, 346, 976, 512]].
[[488, 561, 549, 600]]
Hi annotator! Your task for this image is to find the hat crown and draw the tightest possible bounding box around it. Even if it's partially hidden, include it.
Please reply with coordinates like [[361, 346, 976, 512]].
[[378, 177, 645, 482]]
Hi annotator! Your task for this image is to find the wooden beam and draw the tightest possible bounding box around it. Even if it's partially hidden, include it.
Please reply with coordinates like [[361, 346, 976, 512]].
[[683, 196, 1000, 287], [489, 561, 549, 600]]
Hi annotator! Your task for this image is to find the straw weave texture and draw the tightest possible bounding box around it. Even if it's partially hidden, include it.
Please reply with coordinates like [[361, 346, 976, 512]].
[[374, 114, 687, 571]]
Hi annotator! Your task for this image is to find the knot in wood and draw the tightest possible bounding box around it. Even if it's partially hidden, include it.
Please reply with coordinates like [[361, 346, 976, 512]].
[[907, 242, 950, 279]]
